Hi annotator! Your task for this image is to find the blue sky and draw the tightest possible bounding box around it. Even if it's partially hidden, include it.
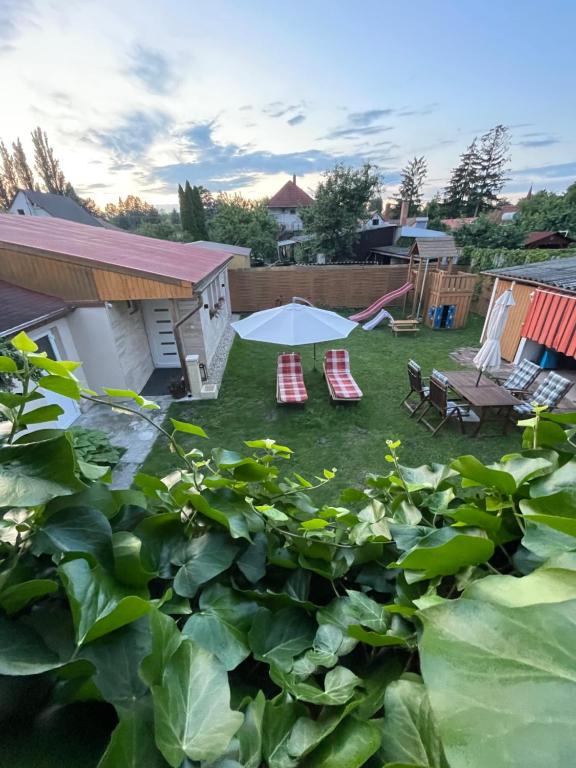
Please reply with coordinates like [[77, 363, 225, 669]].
[[1, 0, 575, 207]]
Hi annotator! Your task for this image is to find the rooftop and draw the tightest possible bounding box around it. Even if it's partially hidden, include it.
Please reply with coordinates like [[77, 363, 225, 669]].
[[409, 236, 460, 262], [524, 230, 575, 246], [267, 178, 314, 209], [486, 255, 576, 293], [0, 279, 70, 335], [0, 213, 232, 286], [13, 189, 112, 228]]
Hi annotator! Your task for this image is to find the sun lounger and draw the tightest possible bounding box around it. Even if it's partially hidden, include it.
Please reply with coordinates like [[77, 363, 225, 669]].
[[277, 353, 308, 405], [323, 349, 362, 402]]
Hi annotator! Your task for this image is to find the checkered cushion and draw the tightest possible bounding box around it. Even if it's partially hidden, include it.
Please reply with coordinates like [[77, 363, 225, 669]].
[[277, 353, 308, 404], [503, 359, 541, 392], [514, 371, 572, 414], [324, 349, 363, 400], [431, 369, 449, 386]]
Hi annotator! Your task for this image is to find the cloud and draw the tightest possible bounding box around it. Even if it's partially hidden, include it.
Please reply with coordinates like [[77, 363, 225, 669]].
[[287, 114, 306, 126], [348, 109, 395, 126], [91, 110, 171, 160], [0, 0, 32, 53], [512, 161, 576, 180], [514, 131, 560, 148], [262, 101, 303, 118], [145, 119, 393, 192], [127, 44, 177, 95], [396, 103, 439, 117], [324, 125, 394, 140], [239, 105, 253, 111]]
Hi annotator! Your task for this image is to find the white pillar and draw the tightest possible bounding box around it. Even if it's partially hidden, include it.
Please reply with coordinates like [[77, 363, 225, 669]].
[[185, 355, 203, 397]]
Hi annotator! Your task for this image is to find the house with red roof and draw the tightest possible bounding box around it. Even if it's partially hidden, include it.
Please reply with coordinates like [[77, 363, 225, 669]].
[[267, 175, 314, 234], [0, 213, 236, 410]]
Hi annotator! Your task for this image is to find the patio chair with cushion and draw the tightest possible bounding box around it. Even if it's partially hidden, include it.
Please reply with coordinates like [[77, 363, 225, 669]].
[[495, 358, 541, 397], [277, 353, 308, 405], [513, 371, 573, 416], [401, 359, 429, 416], [417, 369, 476, 435], [323, 349, 363, 402]]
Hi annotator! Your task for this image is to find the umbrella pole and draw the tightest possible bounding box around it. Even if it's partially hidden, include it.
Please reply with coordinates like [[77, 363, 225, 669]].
[[313, 344, 317, 370], [475, 368, 483, 386]]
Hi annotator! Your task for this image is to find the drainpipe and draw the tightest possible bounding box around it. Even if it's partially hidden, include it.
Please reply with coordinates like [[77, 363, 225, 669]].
[[170, 296, 203, 395]]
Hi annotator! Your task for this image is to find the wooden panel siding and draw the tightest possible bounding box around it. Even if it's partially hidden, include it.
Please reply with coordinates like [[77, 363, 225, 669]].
[[0, 246, 193, 301], [493, 280, 534, 362], [229, 265, 410, 312]]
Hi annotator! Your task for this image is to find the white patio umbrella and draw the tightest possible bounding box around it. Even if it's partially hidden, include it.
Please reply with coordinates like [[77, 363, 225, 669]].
[[473, 288, 515, 384], [231, 297, 358, 367]]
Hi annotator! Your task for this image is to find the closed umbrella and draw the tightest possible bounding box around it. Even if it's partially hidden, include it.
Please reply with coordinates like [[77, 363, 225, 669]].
[[231, 298, 358, 367], [473, 288, 515, 384]]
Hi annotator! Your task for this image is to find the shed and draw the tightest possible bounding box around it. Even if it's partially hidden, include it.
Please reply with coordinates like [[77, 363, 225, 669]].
[[524, 231, 575, 249], [0, 213, 233, 397], [483, 256, 576, 362], [193, 241, 251, 270]]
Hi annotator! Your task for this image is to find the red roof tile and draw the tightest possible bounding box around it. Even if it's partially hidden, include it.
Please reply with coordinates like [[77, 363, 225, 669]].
[[0, 279, 70, 335], [267, 180, 314, 209], [0, 213, 231, 286]]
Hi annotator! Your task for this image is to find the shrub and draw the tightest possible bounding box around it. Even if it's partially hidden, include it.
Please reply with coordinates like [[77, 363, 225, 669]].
[[1, 332, 576, 767]]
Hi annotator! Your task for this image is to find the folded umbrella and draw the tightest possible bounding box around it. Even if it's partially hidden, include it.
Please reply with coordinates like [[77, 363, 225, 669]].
[[473, 288, 515, 385]]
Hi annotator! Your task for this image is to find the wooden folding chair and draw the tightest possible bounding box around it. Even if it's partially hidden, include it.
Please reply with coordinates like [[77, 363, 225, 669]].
[[401, 359, 429, 416]]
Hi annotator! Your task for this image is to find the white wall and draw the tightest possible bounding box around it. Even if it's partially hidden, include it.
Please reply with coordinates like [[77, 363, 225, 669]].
[[193, 268, 231, 367], [9, 191, 51, 217], [269, 208, 304, 232], [67, 307, 127, 392], [107, 302, 154, 392]]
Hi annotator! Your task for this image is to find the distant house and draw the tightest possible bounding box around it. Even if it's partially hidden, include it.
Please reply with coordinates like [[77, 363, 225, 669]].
[[441, 217, 478, 230], [193, 241, 251, 269], [267, 175, 314, 233], [483, 256, 576, 363], [9, 189, 113, 228], [359, 210, 388, 230], [524, 231, 575, 249], [0, 213, 236, 408]]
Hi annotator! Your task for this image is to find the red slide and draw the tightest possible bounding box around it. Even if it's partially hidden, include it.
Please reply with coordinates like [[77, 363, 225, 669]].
[[349, 282, 413, 322]]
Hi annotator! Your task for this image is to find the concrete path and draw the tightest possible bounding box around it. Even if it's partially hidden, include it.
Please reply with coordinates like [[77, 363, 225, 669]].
[[75, 397, 172, 488]]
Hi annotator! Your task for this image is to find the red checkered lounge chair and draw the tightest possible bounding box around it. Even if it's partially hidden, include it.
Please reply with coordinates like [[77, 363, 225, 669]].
[[277, 353, 308, 405], [323, 349, 363, 402]]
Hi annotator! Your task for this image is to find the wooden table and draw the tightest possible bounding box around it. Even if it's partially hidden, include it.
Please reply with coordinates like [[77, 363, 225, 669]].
[[440, 370, 520, 436]]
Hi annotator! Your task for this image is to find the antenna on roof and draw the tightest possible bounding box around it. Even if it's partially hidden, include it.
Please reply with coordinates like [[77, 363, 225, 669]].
[[292, 174, 296, 185]]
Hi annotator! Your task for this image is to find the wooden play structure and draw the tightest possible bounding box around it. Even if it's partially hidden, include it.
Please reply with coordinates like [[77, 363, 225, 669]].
[[403, 237, 478, 330]]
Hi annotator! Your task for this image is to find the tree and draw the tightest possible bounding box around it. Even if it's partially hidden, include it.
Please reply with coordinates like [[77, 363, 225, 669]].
[[301, 163, 381, 260], [179, 182, 209, 240], [80, 197, 102, 217], [104, 195, 160, 231], [395, 156, 427, 216], [190, 185, 208, 240], [31, 127, 66, 194], [369, 195, 383, 214], [135, 217, 180, 240], [209, 194, 279, 260], [453, 215, 525, 248], [11, 138, 35, 190], [0, 141, 18, 208], [169, 208, 180, 227], [443, 139, 479, 218], [517, 189, 576, 235], [471, 124, 510, 216], [422, 194, 447, 232]]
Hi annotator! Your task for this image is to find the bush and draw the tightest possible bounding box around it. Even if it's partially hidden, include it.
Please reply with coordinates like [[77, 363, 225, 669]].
[[1, 332, 576, 766], [462, 245, 576, 272]]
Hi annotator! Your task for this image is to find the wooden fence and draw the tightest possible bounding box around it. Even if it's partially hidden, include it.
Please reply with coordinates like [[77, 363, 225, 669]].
[[229, 264, 410, 312]]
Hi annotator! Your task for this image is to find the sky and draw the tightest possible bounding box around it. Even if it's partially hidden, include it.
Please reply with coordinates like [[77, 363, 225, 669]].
[[1, 0, 575, 209]]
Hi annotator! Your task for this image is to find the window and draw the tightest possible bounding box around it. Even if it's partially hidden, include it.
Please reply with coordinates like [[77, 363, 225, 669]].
[[17, 209, 25, 215], [290, 209, 296, 214], [33, 334, 58, 359], [372, 218, 379, 226]]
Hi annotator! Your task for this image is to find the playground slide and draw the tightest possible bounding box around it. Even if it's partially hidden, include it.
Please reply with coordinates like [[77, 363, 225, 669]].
[[349, 282, 413, 322], [362, 308, 393, 331]]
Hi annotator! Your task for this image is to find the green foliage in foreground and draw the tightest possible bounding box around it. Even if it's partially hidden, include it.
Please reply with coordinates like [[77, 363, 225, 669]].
[[461, 243, 576, 273], [2, 333, 576, 767]]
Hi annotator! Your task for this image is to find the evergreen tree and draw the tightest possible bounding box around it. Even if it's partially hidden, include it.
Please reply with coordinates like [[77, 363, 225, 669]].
[[0, 141, 18, 204], [31, 127, 66, 193], [471, 124, 510, 216], [395, 156, 427, 216], [170, 208, 180, 227], [12, 138, 35, 190], [179, 181, 194, 235], [191, 185, 208, 239], [443, 140, 479, 218]]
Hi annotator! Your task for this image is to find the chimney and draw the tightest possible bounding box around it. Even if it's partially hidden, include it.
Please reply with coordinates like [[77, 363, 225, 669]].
[[292, 174, 296, 185], [400, 200, 409, 226], [383, 202, 392, 221]]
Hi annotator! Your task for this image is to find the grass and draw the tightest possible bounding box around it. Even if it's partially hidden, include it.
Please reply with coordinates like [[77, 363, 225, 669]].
[[141, 313, 520, 502]]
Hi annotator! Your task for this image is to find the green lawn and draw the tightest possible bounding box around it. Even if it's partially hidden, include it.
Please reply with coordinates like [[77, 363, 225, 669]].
[[141, 314, 520, 502]]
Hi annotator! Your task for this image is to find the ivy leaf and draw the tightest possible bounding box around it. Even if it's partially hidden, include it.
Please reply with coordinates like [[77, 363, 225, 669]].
[[34, 506, 113, 567], [38, 374, 82, 399], [262, 694, 309, 768], [249, 607, 316, 670], [152, 639, 243, 766], [300, 716, 381, 768], [59, 557, 151, 645], [0, 435, 85, 506], [97, 696, 168, 768], [379, 675, 448, 767], [520, 492, 576, 536], [391, 527, 495, 582], [169, 418, 207, 438], [237, 690, 266, 768], [451, 454, 554, 494], [0, 579, 58, 615], [0, 616, 63, 675], [11, 331, 38, 352], [112, 531, 157, 588], [0, 355, 17, 372], [271, 665, 363, 706], [347, 625, 408, 647], [140, 610, 182, 688], [419, 596, 576, 768], [173, 532, 240, 597], [237, 532, 268, 582]]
